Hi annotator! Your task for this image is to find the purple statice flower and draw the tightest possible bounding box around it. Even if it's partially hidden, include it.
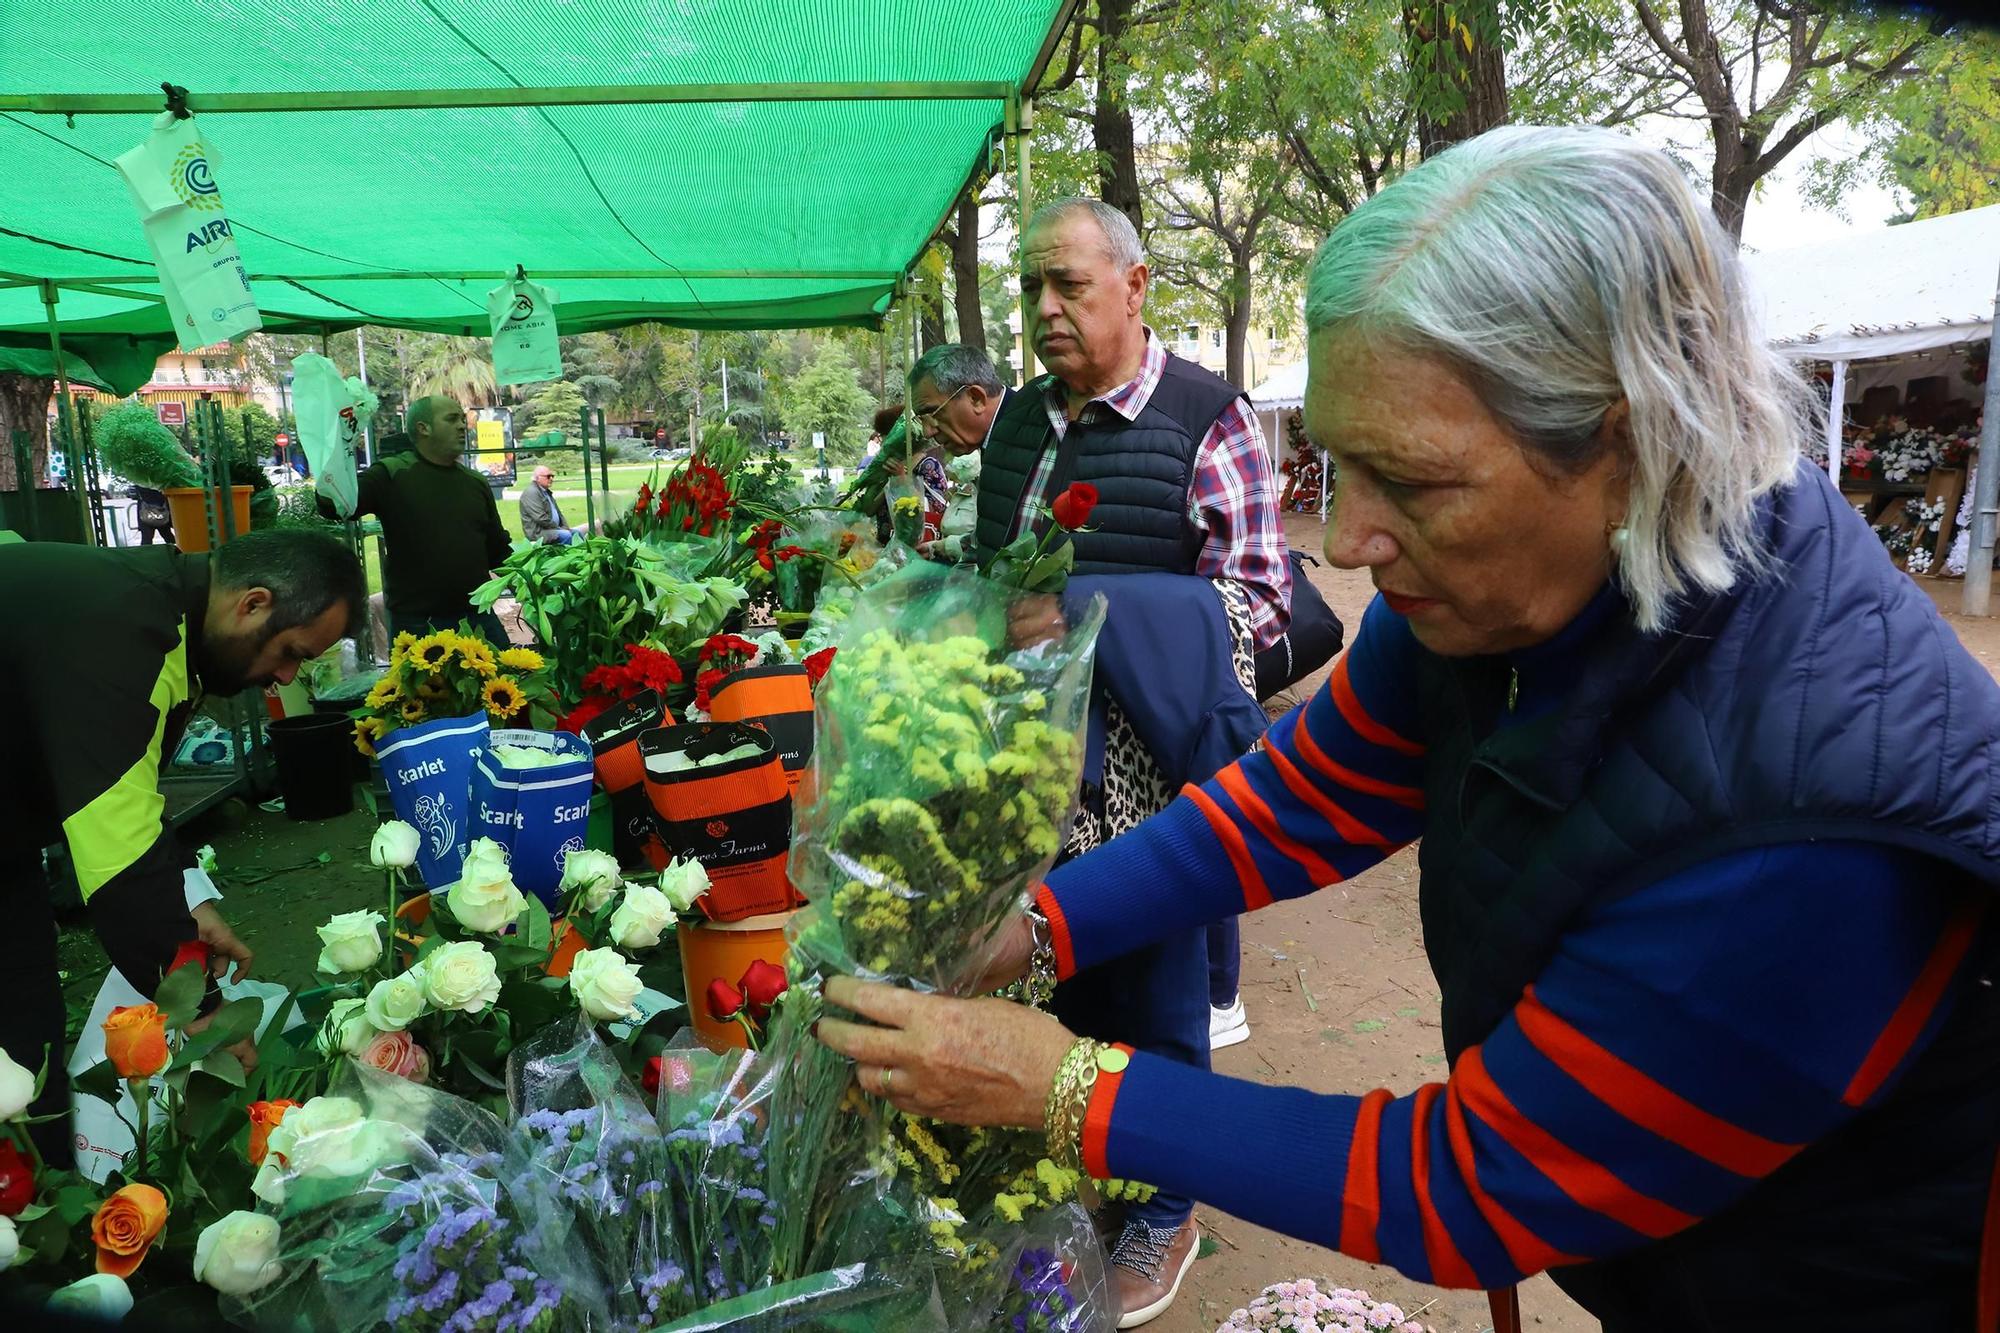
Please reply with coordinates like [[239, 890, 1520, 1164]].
[[418, 1268, 460, 1314]]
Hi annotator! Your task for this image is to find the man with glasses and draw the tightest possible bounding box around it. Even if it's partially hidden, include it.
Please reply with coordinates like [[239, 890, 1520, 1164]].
[[906, 344, 1012, 559]]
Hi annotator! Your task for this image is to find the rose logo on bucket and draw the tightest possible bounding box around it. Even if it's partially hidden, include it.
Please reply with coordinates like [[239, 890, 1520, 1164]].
[[705, 819, 729, 840]]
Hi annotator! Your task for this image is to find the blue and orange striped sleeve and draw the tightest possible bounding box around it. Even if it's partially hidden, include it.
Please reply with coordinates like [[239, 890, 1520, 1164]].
[[1077, 842, 1984, 1288], [1036, 596, 1428, 976]]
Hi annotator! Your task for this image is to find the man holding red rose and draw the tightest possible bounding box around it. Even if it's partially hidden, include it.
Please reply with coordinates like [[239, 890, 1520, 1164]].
[[969, 196, 1293, 1325]]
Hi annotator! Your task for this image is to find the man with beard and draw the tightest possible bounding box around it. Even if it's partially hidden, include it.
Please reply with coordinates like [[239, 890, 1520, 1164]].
[[0, 528, 362, 1161]]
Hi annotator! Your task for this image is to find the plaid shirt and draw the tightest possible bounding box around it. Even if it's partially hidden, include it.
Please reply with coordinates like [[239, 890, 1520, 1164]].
[[1010, 330, 1292, 647]]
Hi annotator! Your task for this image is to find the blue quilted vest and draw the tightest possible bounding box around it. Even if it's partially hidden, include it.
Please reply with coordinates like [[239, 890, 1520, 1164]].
[[1413, 462, 2000, 1326], [975, 355, 1243, 575]]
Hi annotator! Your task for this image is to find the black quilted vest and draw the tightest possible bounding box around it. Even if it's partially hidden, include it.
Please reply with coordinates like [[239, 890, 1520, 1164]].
[[1413, 462, 2000, 1327], [975, 355, 1242, 575]]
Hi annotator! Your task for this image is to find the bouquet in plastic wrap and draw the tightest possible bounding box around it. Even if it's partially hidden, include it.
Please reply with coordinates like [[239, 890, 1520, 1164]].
[[227, 1062, 593, 1333], [789, 564, 1104, 993]]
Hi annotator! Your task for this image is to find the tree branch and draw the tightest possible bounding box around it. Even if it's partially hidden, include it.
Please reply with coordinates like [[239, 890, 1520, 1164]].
[[1634, 0, 1702, 78]]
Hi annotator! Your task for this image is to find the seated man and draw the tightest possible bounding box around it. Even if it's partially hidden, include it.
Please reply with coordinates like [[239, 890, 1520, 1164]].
[[520, 465, 581, 545]]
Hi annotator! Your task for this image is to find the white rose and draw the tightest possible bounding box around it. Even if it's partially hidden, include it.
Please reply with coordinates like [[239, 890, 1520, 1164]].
[[363, 970, 428, 1031], [316, 998, 380, 1057], [0, 1045, 34, 1120], [249, 1160, 287, 1207], [567, 947, 643, 1022], [49, 1274, 133, 1321], [369, 820, 421, 870], [657, 857, 712, 914], [193, 1211, 282, 1295], [606, 882, 675, 950], [447, 839, 527, 934], [0, 1215, 16, 1271], [421, 941, 502, 1014], [288, 1117, 405, 1185], [560, 849, 623, 913], [315, 910, 385, 975]]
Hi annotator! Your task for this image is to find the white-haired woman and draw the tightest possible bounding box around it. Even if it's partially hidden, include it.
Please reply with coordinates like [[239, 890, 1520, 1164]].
[[816, 126, 2000, 1329]]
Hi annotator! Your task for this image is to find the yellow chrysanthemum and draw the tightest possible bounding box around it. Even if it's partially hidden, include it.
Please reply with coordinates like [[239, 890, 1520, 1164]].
[[353, 716, 387, 758], [409, 634, 453, 672], [497, 646, 544, 673], [399, 698, 427, 724], [482, 675, 526, 719]]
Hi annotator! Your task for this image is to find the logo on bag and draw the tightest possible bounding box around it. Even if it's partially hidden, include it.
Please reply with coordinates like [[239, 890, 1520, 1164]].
[[183, 218, 234, 253], [171, 144, 223, 211], [705, 819, 729, 840], [507, 293, 536, 324], [414, 792, 457, 860]]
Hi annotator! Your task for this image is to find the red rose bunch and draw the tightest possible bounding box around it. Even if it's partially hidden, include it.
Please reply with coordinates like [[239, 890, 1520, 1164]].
[[704, 957, 791, 1047], [1050, 482, 1099, 531]]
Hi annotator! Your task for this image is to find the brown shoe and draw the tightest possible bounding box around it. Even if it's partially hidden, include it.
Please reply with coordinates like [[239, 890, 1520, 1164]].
[[1110, 1217, 1197, 1328]]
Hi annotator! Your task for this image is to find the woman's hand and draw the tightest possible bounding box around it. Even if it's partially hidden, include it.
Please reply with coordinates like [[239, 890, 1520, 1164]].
[[190, 902, 253, 982], [964, 912, 1036, 995], [815, 976, 1075, 1131]]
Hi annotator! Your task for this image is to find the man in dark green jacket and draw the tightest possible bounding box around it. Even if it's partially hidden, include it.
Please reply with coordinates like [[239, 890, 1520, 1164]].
[[0, 529, 362, 1161], [319, 395, 512, 644]]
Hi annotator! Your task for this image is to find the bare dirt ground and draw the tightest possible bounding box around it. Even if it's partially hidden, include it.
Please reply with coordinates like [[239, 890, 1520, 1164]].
[[64, 511, 2000, 1333]]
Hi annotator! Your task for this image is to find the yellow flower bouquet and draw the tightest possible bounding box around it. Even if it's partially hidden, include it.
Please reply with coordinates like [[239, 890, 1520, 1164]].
[[350, 628, 559, 757]]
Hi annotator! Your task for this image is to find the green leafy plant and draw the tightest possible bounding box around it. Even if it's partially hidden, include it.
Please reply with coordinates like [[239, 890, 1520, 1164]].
[[93, 403, 201, 490]]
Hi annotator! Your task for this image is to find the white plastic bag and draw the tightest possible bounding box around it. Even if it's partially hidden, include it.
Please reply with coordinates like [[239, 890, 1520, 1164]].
[[485, 276, 562, 385], [114, 112, 261, 350], [295, 354, 375, 517]]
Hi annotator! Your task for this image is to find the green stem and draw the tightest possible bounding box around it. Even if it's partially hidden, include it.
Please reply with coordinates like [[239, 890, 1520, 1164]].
[[386, 868, 400, 976], [130, 1079, 150, 1182]]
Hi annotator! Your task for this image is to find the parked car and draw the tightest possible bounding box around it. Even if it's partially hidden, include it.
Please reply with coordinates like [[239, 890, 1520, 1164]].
[[651, 446, 692, 462]]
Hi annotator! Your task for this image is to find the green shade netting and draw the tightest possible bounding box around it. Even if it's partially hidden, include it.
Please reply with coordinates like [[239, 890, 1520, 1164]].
[[0, 0, 1063, 341]]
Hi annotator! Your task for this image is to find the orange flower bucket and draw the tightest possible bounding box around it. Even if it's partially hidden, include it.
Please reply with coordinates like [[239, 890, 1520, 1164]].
[[677, 910, 794, 1050], [163, 485, 253, 552]]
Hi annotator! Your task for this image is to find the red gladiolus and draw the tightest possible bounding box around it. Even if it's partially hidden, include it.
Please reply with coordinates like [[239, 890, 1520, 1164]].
[[738, 959, 788, 1019], [706, 978, 745, 1021], [167, 938, 211, 977], [803, 647, 836, 689], [634, 483, 653, 512], [0, 1140, 33, 1216], [1050, 482, 1099, 530], [756, 549, 774, 572]]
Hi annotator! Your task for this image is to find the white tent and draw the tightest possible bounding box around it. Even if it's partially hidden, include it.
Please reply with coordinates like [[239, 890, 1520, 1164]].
[[1745, 205, 2000, 362], [1246, 360, 1325, 517]]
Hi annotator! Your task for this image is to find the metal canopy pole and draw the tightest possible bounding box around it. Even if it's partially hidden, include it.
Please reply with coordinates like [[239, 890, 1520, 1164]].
[[1, 81, 1016, 115], [1009, 95, 1037, 384], [39, 280, 95, 545], [1825, 360, 1847, 485], [1961, 262, 2000, 616]]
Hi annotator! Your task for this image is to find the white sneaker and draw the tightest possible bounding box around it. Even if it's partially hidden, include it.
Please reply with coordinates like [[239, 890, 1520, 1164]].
[[1209, 998, 1249, 1050]]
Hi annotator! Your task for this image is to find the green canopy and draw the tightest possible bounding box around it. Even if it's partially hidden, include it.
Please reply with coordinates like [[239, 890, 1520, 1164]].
[[0, 0, 1068, 345]]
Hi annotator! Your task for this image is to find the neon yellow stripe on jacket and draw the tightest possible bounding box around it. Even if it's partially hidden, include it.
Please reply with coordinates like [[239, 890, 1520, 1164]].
[[62, 623, 188, 899]]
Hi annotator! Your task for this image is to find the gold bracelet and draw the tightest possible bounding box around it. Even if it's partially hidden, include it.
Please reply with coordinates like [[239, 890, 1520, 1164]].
[[1044, 1038, 1109, 1170]]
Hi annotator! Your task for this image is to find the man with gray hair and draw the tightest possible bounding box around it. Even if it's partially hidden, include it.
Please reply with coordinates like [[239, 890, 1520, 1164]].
[[907, 343, 1013, 559], [319, 395, 511, 644], [979, 196, 1292, 1326]]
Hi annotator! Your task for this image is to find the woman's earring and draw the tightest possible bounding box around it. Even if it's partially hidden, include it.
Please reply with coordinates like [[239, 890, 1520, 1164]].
[[1608, 523, 1631, 558]]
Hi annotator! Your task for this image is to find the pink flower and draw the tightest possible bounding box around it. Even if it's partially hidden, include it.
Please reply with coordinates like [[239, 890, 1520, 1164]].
[[359, 1029, 430, 1082]]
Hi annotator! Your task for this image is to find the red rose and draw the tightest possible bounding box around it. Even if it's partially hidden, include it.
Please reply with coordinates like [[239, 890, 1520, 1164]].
[[738, 959, 788, 1019], [803, 647, 836, 689], [641, 1055, 664, 1099], [706, 978, 745, 1021], [0, 1140, 33, 1216], [1050, 482, 1099, 531], [167, 938, 211, 977]]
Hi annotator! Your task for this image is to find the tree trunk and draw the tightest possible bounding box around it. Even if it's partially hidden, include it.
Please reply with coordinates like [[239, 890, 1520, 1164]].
[[919, 297, 946, 354], [1404, 0, 1509, 155], [951, 192, 986, 353], [1094, 0, 1145, 231], [1709, 136, 1758, 242], [1224, 259, 1255, 390], [0, 372, 52, 492]]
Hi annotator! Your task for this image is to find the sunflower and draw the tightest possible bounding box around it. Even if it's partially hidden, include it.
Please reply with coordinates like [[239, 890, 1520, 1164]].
[[498, 646, 545, 673], [409, 634, 453, 672], [399, 697, 428, 724], [416, 677, 450, 704], [354, 716, 388, 758], [481, 675, 527, 719], [364, 675, 401, 709], [453, 635, 498, 678], [390, 631, 418, 665]]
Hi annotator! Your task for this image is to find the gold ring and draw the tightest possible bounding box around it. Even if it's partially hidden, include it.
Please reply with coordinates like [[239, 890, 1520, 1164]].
[[878, 1067, 894, 1095]]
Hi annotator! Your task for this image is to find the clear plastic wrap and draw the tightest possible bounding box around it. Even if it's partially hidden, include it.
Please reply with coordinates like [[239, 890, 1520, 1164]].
[[505, 1019, 677, 1331], [941, 1203, 1113, 1333], [650, 1261, 945, 1331], [788, 564, 1105, 992], [224, 1061, 604, 1333]]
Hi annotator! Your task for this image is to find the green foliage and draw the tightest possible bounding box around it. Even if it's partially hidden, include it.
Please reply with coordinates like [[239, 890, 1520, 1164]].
[[93, 401, 201, 489], [1816, 26, 2000, 219], [779, 340, 876, 467], [521, 379, 588, 442]]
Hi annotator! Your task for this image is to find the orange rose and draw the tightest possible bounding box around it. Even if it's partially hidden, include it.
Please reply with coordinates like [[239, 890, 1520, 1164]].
[[91, 1183, 169, 1277], [102, 1004, 170, 1080], [246, 1099, 301, 1167]]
